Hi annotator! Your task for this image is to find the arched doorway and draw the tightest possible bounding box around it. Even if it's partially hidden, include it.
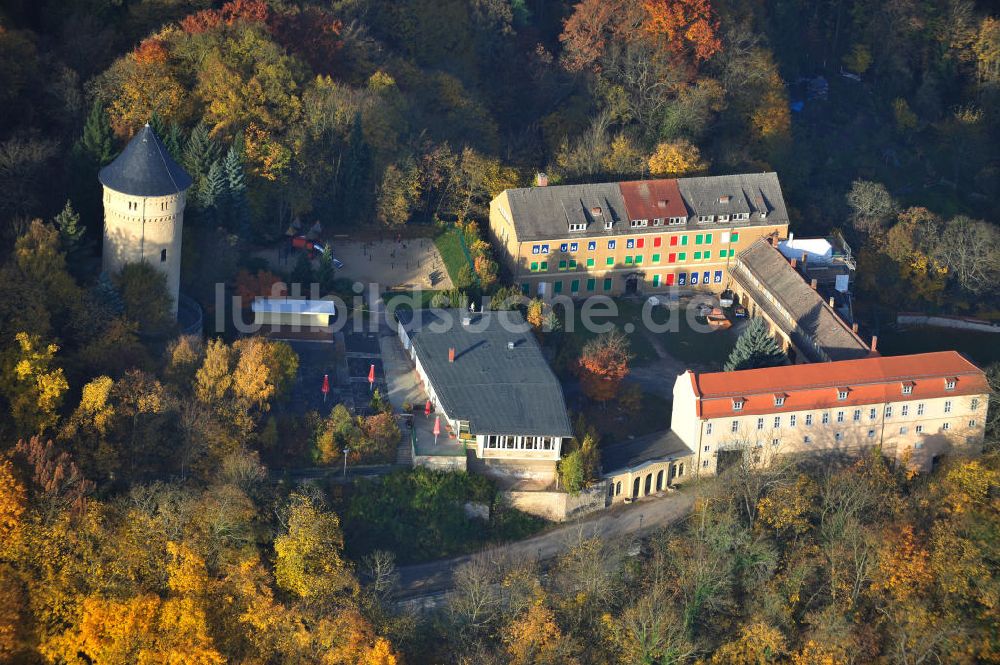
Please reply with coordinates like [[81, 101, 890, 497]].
[[644, 474, 652, 495], [656, 470, 664, 491], [625, 272, 642, 295], [632, 477, 641, 498]]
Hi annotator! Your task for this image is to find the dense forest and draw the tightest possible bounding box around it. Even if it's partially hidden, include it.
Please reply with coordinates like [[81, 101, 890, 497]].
[[1, 0, 999, 662]]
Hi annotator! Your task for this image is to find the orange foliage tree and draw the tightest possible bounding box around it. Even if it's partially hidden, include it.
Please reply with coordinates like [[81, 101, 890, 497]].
[[180, 0, 270, 34], [234, 269, 287, 304], [577, 328, 632, 403], [643, 0, 722, 64]]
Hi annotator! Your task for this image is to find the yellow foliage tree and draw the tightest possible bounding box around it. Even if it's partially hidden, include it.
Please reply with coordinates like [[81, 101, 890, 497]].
[[757, 474, 818, 535], [0, 459, 26, 552], [870, 525, 932, 601], [647, 139, 707, 176], [504, 601, 580, 665], [710, 621, 787, 664], [1, 332, 69, 434]]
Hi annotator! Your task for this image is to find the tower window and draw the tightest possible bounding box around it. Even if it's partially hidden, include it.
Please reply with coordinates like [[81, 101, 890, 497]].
[[160, 249, 167, 263]]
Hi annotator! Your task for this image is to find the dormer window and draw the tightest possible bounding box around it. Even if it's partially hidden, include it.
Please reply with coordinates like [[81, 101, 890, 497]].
[[698, 215, 714, 223], [653, 218, 663, 226], [718, 195, 731, 204], [630, 219, 648, 228], [774, 394, 786, 406], [901, 383, 913, 395], [568, 222, 586, 232], [604, 220, 613, 230], [656, 199, 668, 208], [944, 378, 956, 391], [759, 211, 768, 220], [668, 216, 687, 225], [718, 214, 730, 222], [837, 388, 849, 400], [732, 399, 744, 411]]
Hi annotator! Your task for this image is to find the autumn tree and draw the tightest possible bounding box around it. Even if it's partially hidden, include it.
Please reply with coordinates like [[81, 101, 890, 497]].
[[577, 328, 632, 403], [115, 262, 174, 335], [504, 601, 581, 665], [0, 332, 69, 434], [274, 492, 357, 604], [648, 139, 707, 176]]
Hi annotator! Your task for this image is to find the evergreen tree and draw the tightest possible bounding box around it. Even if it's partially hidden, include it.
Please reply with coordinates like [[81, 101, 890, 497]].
[[93, 271, 124, 316], [316, 248, 337, 293], [164, 124, 184, 161], [53, 200, 86, 258], [148, 112, 168, 144], [339, 114, 373, 223], [78, 100, 114, 166], [290, 253, 314, 287], [200, 160, 227, 225], [724, 318, 789, 371], [183, 122, 219, 201], [222, 145, 249, 234]]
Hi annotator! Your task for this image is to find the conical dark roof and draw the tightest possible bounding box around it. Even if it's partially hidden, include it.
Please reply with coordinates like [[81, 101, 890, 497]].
[[98, 124, 193, 196]]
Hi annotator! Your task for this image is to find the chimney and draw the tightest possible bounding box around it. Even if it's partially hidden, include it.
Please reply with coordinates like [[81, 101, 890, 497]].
[[448, 347, 455, 363], [828, 296, 836, 308], [870, 336, 878, 352], [801, 252, 808, 264], [810, 278, 818, 290], [535, 172, 549, 187], [852, 322, 859, 333], [790, 258, 798, 269], [461, 315, 471, 326], [507, 341, 515, 351]]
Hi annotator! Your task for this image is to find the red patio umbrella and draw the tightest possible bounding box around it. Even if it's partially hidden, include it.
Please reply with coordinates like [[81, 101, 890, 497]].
[[321, 373, 330, 402], [368, 363, 375, 391], [424, 399, 432, 417], [433, 416, 441, 445]]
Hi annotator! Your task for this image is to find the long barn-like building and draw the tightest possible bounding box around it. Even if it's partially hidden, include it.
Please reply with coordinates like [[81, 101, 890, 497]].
[[488, 173, 790, 298]]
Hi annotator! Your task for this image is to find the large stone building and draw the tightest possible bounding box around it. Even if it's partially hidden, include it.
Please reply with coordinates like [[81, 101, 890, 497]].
[[672, 351, 990, 475], [397, 309, 573, 481], [99, 124, 193, 319], [488, 173, 789, 297]]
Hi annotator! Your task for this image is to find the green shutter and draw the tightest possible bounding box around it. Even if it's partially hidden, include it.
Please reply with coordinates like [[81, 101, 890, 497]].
[[553, 281, 562, 293], [652, 274, 661, 287], [695, 234, 703, 244], [635, 255, 643, 264], [558, 260, 567, 270], [521, 283, 529, 295], [570, 279, 579, 293], [704, 250, 711, 260], [603, 278, 612, 290], [652, 253, 660, 263], [586, 278, 596, 291], [625, 256, 633, 264], [681, 236, 689, 246], [586, 258, 595, 267], [678, 252, 686, 261], [530, 262, 538, 271], [694, 251, 701, 260], [731, 232, 739, 242], [606, 257, 614, 266], [540, 261, 547, 270]]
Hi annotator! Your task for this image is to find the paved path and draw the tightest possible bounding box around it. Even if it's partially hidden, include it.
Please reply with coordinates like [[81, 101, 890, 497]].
[[395, 489, 695, 600]]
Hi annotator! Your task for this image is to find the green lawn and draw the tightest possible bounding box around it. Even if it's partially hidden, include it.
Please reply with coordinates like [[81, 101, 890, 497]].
[[434, 227, 473, 286], [555, 298, 736, 369], [877, 326, 1000, 367]]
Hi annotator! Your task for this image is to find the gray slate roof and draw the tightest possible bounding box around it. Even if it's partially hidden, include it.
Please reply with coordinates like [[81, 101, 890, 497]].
[[402, 309, 573, 437], [505, 182, 628, 241], [98, 124, 193, 197], [677, 173, 787, 220], [600, 430, 693, 476], [502, 173, 788, 242], [733, 240, 870, 363]]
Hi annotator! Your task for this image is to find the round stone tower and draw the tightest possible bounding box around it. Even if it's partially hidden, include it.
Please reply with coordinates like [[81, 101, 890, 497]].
[[99, 123, 193, 319]]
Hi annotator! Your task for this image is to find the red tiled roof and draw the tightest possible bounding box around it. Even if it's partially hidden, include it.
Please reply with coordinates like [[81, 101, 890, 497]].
[[618, 179, 687, 220], [691, 352, 988, 418]]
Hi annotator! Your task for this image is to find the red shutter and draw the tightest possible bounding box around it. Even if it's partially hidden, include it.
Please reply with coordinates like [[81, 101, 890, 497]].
[[654, 237, 662, 247], [668, 253, 676, 263], [669, 236, 678, 246], [637, 238, 644, 248], [666, 273, 675, 285]]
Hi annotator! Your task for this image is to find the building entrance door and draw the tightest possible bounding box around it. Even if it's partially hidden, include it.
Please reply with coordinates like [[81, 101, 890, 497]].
[[625, 275, 638, 294]]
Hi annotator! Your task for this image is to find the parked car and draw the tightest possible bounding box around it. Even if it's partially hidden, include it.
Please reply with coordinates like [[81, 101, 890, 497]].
[[733, 305, 748, 318]]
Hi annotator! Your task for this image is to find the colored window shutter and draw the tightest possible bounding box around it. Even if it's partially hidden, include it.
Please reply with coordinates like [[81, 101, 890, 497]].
[[606, 257, 614, 266], [705, 233, 712, 244], [729, 248, 735, 257], [554, 281, 562, 293], [668, 253, 676, 263], [586, 278, 596, 291], [530, 262, 537, 271], [625, 256, 633, 264], [652, 253, 660, 263], [637, 238, 644, 248], [559, 260, 567, 269], [694, 251, 702, 260], [669, 236, 678, 246], [571, 279, 579, 293], [681, 236, 688, 246], [569, 259, 577, 268], [586, 258, 595, 267], [695, 234, 703, 244], [704, 251, 711, 260], [521, 283, 529, 295], [666, 273, 675, 286], [679, 252, 686, 260], [603, 278, 612, 290], [540, 261, 547, 270], [652, 274, 660, 287], [731, 232, 739, 242], [654, 237, 662, 247], [635, 255, 643, 264]]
